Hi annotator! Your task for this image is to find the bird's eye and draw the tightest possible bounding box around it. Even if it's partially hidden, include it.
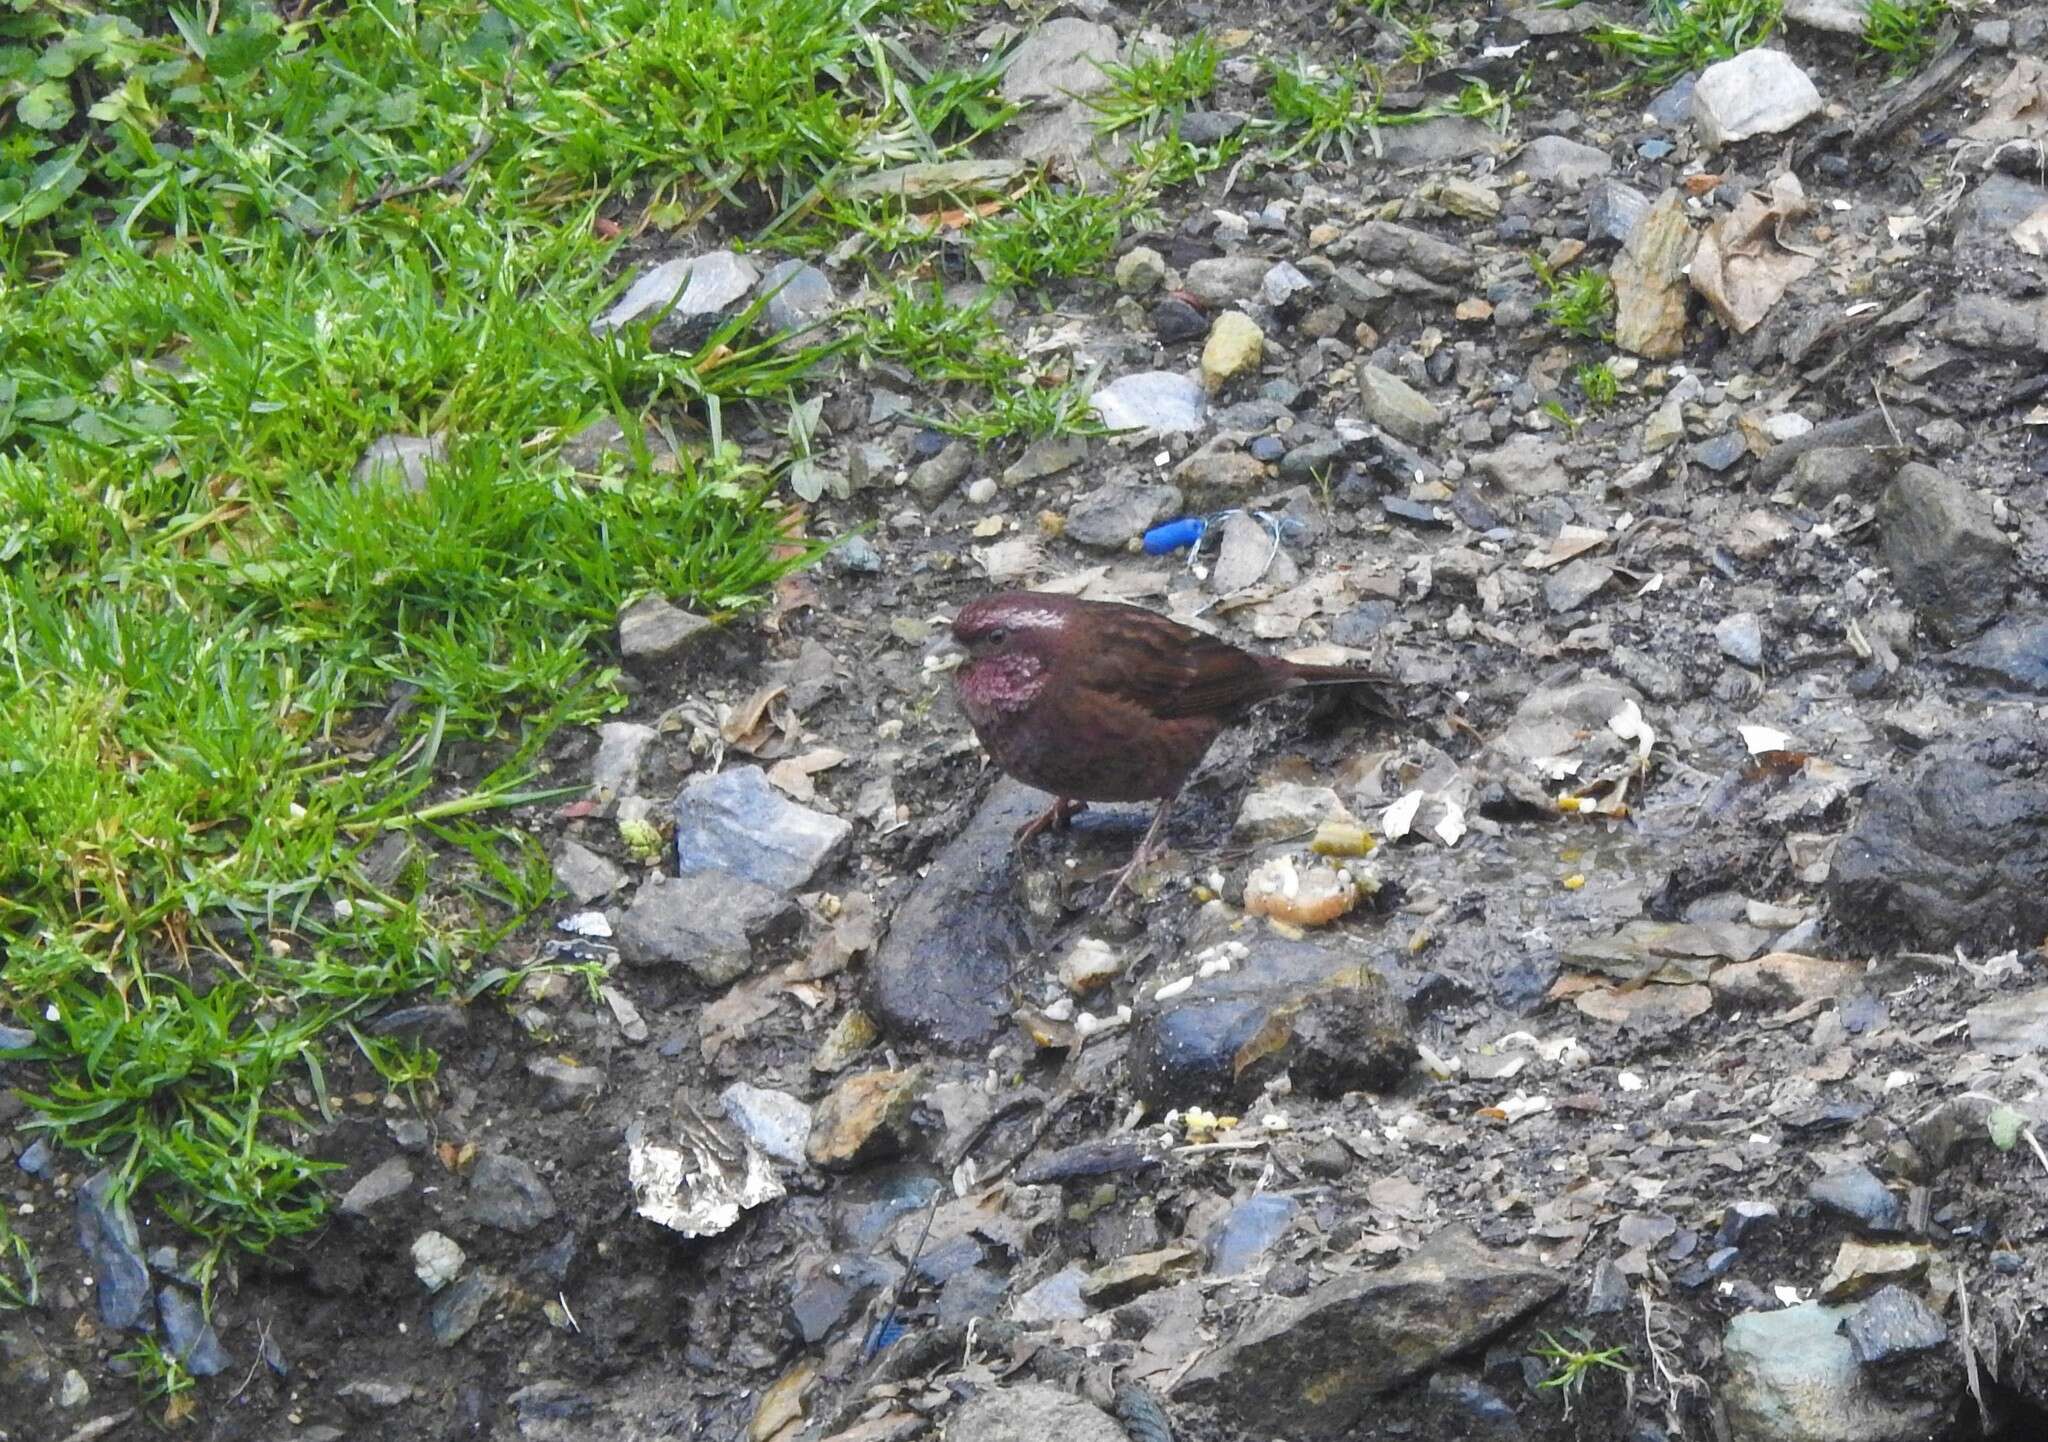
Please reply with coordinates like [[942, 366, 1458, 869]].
[[987, 626, 1009, 646]]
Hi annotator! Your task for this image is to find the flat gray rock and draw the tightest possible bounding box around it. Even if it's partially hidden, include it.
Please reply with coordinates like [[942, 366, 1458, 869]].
[[720, 1082, 814, 1166], [588, 721, 656, 811], [1176, 1225, 1562, 1437], [1722, 1302, 1947, 1442], [1064, 482, 1183, 549], [1520, 134, 1613, 186], [1877, 462, 2011, 644], [617, 595, 711, 667], [1183, 255, 1272, 308], [615, 869, 799, 985], [354, 433, 444, 492], [468, 1153, 556, 1234], [999, 18, 1120, 104], [1357, 365, 1442, 446], [1967, 985, 2048, 1057], [1786, 0, 1871, 34], [592, 251, 760, 346], [1692, 49, 1822, 147], [1371, 116, 1508, 166], [951, 1384, 1126, 1442], [758, 258, 834, 333], [339, 1157, 416, 1218], [673, 766, 851, 893], [1091, 371, 1207, 433]]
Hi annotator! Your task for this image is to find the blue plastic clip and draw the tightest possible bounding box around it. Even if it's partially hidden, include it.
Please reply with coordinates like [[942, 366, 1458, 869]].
[[1142, 515, 1210, 555], [861, 1313, 909, 1358]]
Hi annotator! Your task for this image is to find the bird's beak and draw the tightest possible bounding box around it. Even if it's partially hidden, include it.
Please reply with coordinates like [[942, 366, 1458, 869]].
[[923, 635, 966, 676]]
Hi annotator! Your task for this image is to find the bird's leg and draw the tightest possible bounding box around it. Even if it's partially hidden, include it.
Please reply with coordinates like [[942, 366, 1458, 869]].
[[1104, 795, 1175, 905], [1013, 796, 1087, 847]]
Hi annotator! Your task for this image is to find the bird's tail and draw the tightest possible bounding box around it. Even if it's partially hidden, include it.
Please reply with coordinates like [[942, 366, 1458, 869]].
[[1271, 659, 1404, 720], [1286, 662, 1388, 685]]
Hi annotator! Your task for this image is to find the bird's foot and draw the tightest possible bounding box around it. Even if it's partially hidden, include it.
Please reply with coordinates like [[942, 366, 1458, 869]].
[[1101, 842, 1165, 906], [1103, 801, 1175, 906], [1014, 796, 1087, 847]]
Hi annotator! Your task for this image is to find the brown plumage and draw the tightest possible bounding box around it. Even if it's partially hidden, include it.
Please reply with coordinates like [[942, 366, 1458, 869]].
[[939, 590, 1385, 899]]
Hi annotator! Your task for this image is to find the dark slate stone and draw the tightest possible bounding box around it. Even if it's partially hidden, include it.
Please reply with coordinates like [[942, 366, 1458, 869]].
[[468, 1153, 558, 1234], [1176, 110, 1248, 145], [938, 1266, 1011, 1324], [160, 1285, 231, 1376], [1175, 1225, 1563, 1438], [1809, 1164, 1906, 1236], [1829, 719, 2048, 952], [1130, 940, 1411, 1109], [1844, 1285, 1947, 1366], [1715, 1200, 1780, 1249], [77, 1169, 151, 1331], [1947, 617, 2048, 697], [1152, 297, 1210, 344], [869, 782, 1041, 1048], [1587, 1257, 1629, 1314], [1693, 432, 1749, 472], [1382, 495, 1450, 528], [430, 1270, 501, 1347]]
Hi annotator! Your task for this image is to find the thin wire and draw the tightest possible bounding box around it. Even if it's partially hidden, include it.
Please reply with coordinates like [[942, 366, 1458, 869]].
[[1190, 509, 1293, 616]]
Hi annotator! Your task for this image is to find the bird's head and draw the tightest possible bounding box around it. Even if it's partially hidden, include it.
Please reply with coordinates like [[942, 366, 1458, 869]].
[[926, 592, 1072, 711]]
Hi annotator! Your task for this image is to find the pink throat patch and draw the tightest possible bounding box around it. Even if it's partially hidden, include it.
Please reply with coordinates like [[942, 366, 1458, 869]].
[[958, 651, 1046, 713]]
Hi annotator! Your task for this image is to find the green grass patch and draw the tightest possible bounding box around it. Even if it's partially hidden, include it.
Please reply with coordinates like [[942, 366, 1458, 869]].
[[0, 1211, 36, 1309], [859, 279, 1029, 384], [1533, 1329, 1634, 1416], [972, 183, 1125, 287], [1532, 252, 1616, 340], [1585, 0, 1782, 94], [1263, 57, 1515, 160], [0, 0, 1010, 248], [926, 372, 1110, 444], [1, 1, 851, 1265], [1576, 360, 1621, 409], [1087, 32, 1221, 136], [0, 214, 818, 1250], [0, 0, 1283, 1277], [1862, 0, 1949, 74]]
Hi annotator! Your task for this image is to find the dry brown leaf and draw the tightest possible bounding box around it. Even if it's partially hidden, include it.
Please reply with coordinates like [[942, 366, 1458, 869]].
[[766, 747, 847, 801], [1690, 174, 1817, 334], [700, 970, 786, 1068], [722, 682, 794, 755], [1963, 58, 2048, 142], [792, 891, 880, 981], [1524, 524, 1610, 570], [974, 535, 1045, 583]]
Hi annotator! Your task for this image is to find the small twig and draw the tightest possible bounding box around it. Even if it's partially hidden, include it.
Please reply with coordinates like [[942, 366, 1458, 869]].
[[1173, 1136, 1271, 1157], [1871, 379, 1902, 446], [2023, 1125, 2048, 1179], [1960, 1270, 1989, 1434], [227, 1321, 270, 1401], [548, 35, 629, 83], [303, 33, 528, 238]]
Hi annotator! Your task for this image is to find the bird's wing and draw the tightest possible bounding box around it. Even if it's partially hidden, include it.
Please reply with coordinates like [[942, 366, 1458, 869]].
[[1075, 605, 1293, 721]]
